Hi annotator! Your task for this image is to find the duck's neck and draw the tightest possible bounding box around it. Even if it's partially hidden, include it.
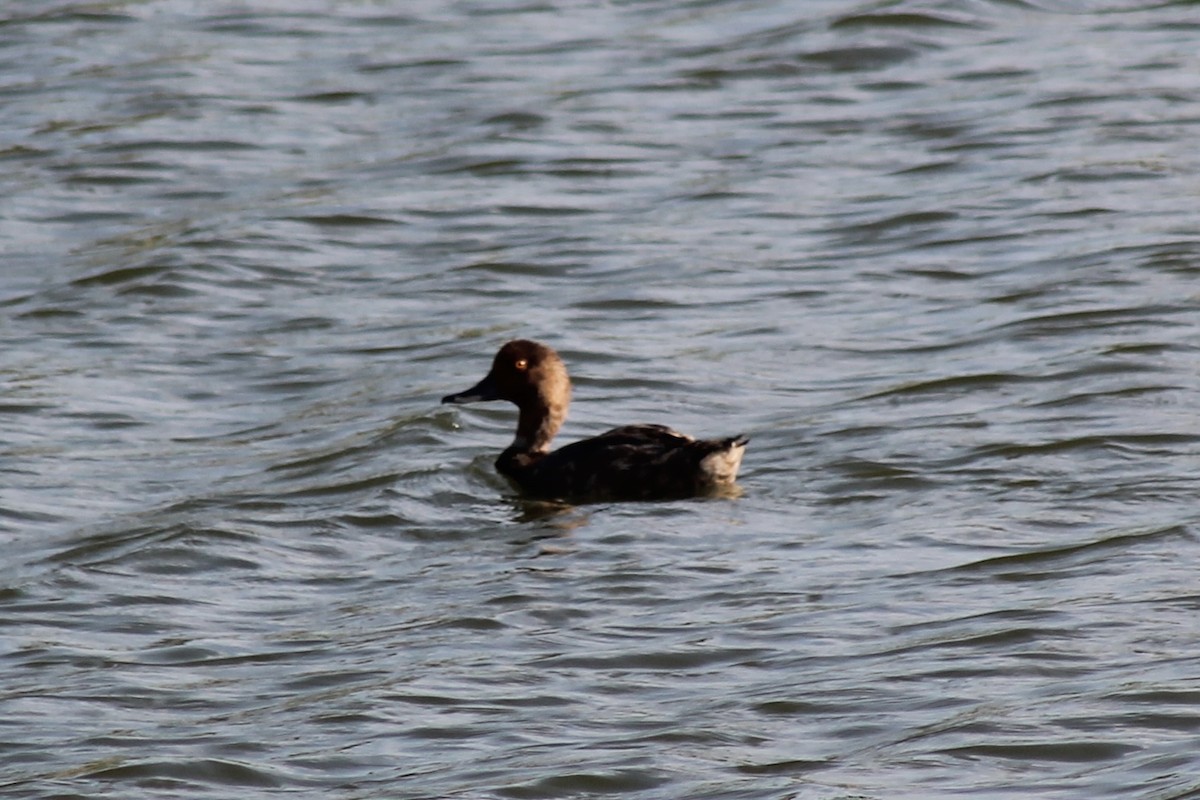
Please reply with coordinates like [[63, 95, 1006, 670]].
[[512, 398, 566, 454]]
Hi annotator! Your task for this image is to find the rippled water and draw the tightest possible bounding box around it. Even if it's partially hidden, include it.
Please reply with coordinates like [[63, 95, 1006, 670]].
[[3, 1, 1200, 798]]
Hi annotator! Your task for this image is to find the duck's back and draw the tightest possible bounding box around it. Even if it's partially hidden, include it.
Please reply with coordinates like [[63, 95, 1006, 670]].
[[498, 424, 748, 501]]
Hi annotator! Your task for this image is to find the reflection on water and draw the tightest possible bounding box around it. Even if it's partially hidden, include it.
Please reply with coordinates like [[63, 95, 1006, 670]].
[[2, 1, 1200, 799]]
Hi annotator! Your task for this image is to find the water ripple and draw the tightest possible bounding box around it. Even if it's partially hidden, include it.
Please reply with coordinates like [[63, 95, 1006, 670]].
[[2, 1, 1200, 799]]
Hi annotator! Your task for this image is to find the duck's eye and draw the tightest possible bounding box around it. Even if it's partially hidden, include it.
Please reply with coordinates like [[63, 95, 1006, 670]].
[[514, 358, 528, 370]]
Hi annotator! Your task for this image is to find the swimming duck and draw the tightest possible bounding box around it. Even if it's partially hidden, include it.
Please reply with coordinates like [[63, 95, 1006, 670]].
[[442, 339, 748, 502]]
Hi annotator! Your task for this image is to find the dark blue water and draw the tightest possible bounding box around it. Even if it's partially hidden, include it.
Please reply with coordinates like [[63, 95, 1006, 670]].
[[3, 2, 1200, 798]]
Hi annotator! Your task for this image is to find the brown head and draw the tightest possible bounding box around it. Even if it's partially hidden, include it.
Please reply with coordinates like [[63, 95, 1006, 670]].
[[442, 339, 571, 452]]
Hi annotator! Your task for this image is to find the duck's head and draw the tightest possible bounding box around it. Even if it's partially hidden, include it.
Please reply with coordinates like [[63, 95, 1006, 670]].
[[442, 340, 571, 429]]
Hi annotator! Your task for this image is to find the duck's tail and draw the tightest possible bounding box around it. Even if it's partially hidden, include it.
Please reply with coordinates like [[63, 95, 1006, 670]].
[[698, 434, 749, 486]]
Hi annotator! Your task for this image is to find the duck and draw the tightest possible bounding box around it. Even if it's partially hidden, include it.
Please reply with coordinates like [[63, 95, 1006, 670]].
[[442, 339, 748, 502]]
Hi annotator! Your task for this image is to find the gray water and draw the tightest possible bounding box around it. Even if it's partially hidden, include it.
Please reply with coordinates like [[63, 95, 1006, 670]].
[[3, 1, 1200, 798]]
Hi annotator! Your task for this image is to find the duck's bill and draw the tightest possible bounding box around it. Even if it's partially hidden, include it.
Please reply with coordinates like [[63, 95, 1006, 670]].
[[441, 373, 499, 404]]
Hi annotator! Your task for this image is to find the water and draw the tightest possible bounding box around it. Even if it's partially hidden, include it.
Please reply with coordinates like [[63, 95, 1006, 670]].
[[3, 1, 1200, 798]]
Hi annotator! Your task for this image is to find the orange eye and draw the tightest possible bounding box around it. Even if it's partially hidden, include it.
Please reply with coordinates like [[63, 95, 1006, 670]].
[[514, 358, 528, 370]]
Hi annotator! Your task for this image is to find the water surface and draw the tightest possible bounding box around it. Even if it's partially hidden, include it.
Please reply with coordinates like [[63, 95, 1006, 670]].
[[2, 1, 1200, 798]]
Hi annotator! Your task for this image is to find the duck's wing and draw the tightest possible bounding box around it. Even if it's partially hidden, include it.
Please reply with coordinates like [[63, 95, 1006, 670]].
[[585, 423, 696, 447], [521, 424, 744, 501]]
